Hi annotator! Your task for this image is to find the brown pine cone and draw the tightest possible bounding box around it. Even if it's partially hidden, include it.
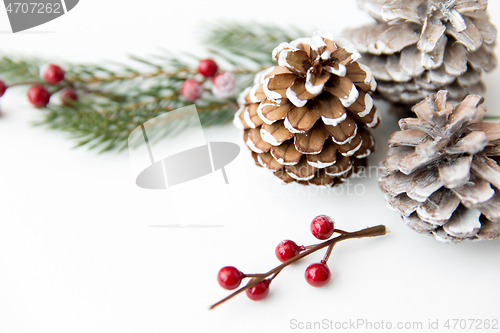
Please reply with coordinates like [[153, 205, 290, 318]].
[[379, 90, 500, 243], [345, 0, 497, 105], [234, 32, 380, 186]]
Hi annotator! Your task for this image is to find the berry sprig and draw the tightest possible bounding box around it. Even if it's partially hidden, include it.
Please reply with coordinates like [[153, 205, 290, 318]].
[[211, 216, 387, 309], [0, 23, 308, 151], [0, 63, 76, 109], [2, 59, 233, 109], [0, 55, 254, 151], [180, 58, 236, 102]]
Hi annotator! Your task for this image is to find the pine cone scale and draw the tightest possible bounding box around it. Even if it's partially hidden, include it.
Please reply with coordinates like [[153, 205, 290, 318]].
[[257, 99, 291, 124], [271, 140, 302, 166], [418, 15, 446, 53], [417, 188, 461, 225], [443, 42, 468, 75], [478, 192, 500, 222], [471, 155, 500, 189], [294, 123, 329, 154], [307, 141, 337, 167], [446, 17, 482, 52], [406, 169, 443, 202], [451, 176, 495, 208], [445, 131, 488, 155], [261, 121, 294, 146], [290, 104, 322, 132], [440, 156, 472, 189], [442, 207, 482, 238], [468, 122, 500, 142]]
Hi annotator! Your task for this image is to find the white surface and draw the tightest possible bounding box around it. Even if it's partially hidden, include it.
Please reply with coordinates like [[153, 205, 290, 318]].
[[1, 1, 500, 333]]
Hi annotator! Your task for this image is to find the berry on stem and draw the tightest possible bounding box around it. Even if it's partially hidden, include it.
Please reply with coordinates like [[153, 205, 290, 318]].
[[310, 215, 335, 240], [180, 78, 203, 102], [210, 224, 387, 310], [245, 279, 270, 301], [60, 87, 78, 105], [42, 64, 65, 85], [305, 261, 331, 288], [0, 80, 7, 97], [27, 84, 51, 108], [211, 72, 236, 98], [198, 59, 218, 78], [217, 266, 245, 290], [275, 240, 303, 263]]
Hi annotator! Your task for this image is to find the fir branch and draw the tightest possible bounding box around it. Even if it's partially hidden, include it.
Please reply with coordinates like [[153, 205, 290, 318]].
[[39, 99, 235, 152], [0, 52, 240, 152], [0, 23, 308, 152], [0, 56, 45, 84], [203, 22, 309, 67]]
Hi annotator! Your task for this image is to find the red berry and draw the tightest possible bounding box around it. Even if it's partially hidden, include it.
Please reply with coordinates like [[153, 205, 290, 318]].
[[305, 262, 331, 288], [275, 240, 302, 263], [211, 72, 236, 98], [310, 215, 335, 240], [42, 64, 65, 85], [180, 79, 203, 102], [246, 279, 270, 301], [217, 266, 245, 290], [198, 59, 218, 78], [27, 85, 51, 108], [0, 80, 7, 97], [60, 87, 78, 105]]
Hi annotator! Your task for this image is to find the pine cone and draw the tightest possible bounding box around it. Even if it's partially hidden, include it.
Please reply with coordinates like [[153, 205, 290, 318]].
[[234, 31, 380, 186], [379, 90, 500, 243], [345, 0, 497, 105]]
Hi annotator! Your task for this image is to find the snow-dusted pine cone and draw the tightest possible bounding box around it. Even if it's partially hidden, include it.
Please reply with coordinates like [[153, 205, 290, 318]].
[[379, 90, 500, 243], [234, 31, 380, 186], [345, 0, 497, 105]]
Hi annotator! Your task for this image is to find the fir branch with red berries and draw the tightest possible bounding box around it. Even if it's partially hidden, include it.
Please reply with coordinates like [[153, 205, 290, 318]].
[[211, 216, 387, 309], [0, 55, 253, 152], [0, 23, 308, 152]]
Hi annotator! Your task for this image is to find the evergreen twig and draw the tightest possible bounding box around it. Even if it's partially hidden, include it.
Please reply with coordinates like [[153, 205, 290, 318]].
[[203, 22, 309, 67], [0, 23, 307, 152]]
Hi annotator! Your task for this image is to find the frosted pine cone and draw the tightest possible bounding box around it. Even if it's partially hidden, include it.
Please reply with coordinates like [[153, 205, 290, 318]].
[[234, 31, 380, 186], [345, 0, 497, 105], [379, 90, 500, 243]]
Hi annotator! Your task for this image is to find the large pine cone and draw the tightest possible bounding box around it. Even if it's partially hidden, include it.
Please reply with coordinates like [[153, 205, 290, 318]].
[[234, 31, 380, 186], [345, 0, 497, 105], [379, 90, 500, 243]]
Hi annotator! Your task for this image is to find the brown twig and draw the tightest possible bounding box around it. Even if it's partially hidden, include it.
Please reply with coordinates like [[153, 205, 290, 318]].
[[209, 225, 386, 310]]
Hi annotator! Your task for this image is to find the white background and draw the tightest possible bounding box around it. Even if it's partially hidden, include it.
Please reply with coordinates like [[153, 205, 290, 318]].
[[1, 1, 500, 333]]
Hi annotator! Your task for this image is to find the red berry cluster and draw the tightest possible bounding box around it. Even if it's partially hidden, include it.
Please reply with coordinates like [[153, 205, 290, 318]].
[[180, 59, 235, 102], [211, 216, 387, 309], [0, 64, 78, 110], [28, 64, 69, 108]]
